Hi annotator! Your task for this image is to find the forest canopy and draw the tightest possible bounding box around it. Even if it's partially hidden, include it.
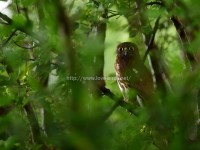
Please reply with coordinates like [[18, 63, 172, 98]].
[[0, 0, 200, 149]]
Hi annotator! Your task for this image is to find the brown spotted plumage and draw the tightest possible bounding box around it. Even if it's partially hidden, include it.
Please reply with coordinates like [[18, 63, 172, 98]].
[[115, 42, 154, 106]]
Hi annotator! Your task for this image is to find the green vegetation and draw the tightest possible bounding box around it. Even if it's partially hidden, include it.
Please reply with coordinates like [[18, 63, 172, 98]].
[[0, 0, 200, 149]]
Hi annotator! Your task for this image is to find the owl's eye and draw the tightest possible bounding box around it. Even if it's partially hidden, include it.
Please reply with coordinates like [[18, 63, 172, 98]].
[[118, 47, 123, 52], [129, 47, 134, 51]]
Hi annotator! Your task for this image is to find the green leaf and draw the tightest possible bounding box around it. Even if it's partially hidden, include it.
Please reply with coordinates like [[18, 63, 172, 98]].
[[21, 0, 36, 7], [12, 14, 27, 28]]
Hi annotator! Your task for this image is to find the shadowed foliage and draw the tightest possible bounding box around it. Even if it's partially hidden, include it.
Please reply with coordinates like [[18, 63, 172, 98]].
[[0, 0, 200, 149]]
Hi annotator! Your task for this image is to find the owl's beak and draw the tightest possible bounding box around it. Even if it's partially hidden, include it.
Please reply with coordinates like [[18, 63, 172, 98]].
[[124, 47, 128, 56]]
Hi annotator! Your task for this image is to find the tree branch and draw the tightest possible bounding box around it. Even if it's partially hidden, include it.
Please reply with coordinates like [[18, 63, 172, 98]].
[[146, 1, 163, 6], [1, 29, 17, 48], [0, 12, 12, 24], [101, 99, 122, 121], [143, 16, 161, 62], [0, 12, 39, 41], [101, 87, 138, 116], [171, 16, 195, 65], [24, 103, 42, 144], [134, 1, 168, 94], [150, 0, 197, 67], [1, 52, 47, 147]]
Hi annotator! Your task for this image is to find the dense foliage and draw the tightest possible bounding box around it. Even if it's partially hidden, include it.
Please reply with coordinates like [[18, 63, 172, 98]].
[[0, 0, 200, 149]]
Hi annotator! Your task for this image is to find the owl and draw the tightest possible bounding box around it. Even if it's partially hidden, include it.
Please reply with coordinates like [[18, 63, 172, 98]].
[[115, 42, 154, 106]]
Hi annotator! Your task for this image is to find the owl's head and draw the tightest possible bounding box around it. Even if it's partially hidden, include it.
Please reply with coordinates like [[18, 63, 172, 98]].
[[116, 42, 139, 58]]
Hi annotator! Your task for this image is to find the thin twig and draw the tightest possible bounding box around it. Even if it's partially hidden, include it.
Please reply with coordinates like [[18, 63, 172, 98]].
[[108, 9, 118, 13], [108, 14, 120, 19], [143, 16, 160, 62], [15, 0, 20, 14], [1, 29, 17, 48], [0, 12, 38, 41], [146, 1, 163, 6]]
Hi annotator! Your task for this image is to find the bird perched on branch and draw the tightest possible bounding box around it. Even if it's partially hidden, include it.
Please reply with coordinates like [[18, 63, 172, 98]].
[[115, 42, 154, 106]]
